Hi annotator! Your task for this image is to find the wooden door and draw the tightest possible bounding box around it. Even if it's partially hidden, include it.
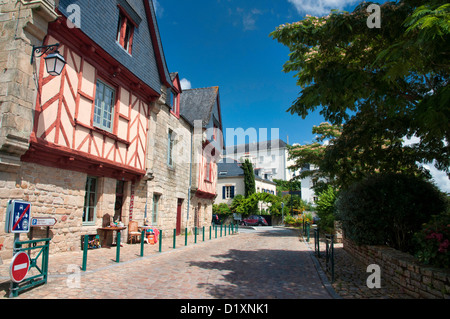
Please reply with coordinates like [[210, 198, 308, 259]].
[[176, 199, 183, 236]]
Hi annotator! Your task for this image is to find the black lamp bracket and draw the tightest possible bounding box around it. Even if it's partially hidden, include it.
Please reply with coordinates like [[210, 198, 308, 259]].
[[30, 43, 61, 65]]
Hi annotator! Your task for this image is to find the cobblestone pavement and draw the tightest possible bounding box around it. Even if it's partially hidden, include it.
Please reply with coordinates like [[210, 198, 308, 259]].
[[0, 227, 334, 299], [307, 237, 413, 299]]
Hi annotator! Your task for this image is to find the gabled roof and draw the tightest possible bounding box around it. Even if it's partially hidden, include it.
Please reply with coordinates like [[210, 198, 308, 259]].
[[57, 0, 173, 94], [180, 87, 220, 127]]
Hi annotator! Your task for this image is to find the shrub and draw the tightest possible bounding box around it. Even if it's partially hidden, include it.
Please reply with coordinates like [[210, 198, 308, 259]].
[[213, 203, 232, 216], [414, 210, 450, 268], [335, 173, 446, 253], [316, 185, 338, 234]]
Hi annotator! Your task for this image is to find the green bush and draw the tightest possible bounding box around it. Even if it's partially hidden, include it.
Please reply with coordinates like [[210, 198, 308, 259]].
[[335, 173, 446, 253], [414, 210, 450, 268], [213, 203, 232, 216], [316, 185, 338, 234]]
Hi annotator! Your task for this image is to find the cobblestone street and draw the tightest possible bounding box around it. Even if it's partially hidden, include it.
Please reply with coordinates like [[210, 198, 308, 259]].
[[0, 227, 334, 300]]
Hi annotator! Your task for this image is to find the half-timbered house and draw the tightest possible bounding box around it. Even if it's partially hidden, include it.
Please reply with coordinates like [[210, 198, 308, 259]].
[[0, 0, 194, 257]]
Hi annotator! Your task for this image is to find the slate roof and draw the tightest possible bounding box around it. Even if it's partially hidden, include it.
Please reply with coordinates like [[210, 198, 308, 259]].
[[225, 139, 288, 155], [57, 0, 172, 94], [218, 159, 276, 185], [179, 87, 219, 127], [217, 161, 244, 178]]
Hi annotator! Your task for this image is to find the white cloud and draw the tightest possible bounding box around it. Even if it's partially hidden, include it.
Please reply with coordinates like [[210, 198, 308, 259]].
[[180, 78, 192, 90], [233, 7, 263, 31], [403, 136, 450, 193], [154, 0, 164, 17], [287, 0, 360, 16]]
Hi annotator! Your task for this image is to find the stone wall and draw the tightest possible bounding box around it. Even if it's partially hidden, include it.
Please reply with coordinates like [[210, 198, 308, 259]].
[[146, 92, 193, 235], [0, 0, 58, 171], [343, 237, 450, 299], [0, 162, 146, 259]]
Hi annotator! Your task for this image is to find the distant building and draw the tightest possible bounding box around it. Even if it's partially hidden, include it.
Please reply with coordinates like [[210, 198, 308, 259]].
[[215, 160, 276, 210]]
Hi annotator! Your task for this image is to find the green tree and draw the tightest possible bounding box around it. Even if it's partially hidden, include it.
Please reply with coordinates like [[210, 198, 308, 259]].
[[242, 159, 256, 197], [270, 1, 450, 180], [213, 203, 232, 216], [315, 185, 338, 234]]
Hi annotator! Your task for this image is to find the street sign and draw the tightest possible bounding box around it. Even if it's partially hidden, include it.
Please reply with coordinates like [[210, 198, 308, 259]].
[[9, 252, 30, 283], [31, 217, 57, 227], [5, 200, 32, 234]]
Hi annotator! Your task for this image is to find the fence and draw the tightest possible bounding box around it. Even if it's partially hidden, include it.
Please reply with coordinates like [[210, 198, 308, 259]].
[[10, 238, 50, 298], [81, 223, 239, 271], [325, 234, 335, 283], [312, 228, 335, 283]]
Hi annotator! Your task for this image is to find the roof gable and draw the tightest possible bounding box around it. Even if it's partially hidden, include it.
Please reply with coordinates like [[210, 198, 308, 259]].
[[57, 0, 172, 94], [179, 87, 219, 127]]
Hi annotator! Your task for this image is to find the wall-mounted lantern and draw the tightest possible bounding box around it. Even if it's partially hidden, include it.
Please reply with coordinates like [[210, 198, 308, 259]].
[[30, 43, 67, 76]]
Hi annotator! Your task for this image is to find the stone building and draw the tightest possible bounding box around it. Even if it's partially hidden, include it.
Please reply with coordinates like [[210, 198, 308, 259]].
[[0, 0, 223, 260], [180, 87, 224, 229]]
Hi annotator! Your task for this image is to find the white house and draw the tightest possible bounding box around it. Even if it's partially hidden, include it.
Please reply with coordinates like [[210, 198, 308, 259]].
[[215, 160, 277, 209]]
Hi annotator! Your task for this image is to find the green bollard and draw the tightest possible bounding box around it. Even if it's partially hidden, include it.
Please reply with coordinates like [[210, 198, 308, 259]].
[[159, 230, 162, 252], [116, 231, 121, 263], [185, 228, 188, 246], [215, 225, 217, 238], [195, 227, 197, 244], [203, 226, 205, 242], [173, 229, 176, 249], [220, 224, 223, 237], [82, 235, 88, 271], [209, 226, 212, 240], [140, 230, 145, 257]]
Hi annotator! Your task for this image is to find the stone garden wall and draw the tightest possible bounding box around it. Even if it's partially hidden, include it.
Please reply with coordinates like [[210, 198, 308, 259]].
[[343, 237, 450, 299]]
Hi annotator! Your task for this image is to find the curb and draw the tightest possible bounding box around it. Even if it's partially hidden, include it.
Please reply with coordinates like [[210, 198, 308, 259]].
[[301, 235, 342, 299]]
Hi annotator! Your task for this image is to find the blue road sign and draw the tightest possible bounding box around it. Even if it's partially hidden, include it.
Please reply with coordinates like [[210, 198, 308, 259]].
[[5, 200, 32, 234]]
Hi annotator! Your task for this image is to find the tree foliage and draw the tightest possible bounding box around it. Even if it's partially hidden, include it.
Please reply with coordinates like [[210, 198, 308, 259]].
[[242, 159, 256, 197], [270, 0, 450, 179]]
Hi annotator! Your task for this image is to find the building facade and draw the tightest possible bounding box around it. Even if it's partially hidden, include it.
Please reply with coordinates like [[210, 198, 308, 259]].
[[180, 87, 224, 229], [0, 0, 223, 260], [215, 161, 277, 208]]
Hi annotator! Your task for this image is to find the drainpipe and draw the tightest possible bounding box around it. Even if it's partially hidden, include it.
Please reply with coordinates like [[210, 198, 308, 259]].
[[186, 125, 193, 224]]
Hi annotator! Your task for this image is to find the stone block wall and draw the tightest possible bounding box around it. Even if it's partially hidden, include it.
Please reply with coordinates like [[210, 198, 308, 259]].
[[146, 93, 193, 235], [343, 237, 450, 299], [0, 162, 143, 259]]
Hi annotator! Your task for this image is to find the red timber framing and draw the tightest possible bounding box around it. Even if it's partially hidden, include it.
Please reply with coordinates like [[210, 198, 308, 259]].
[[21, 16, 159, 182]]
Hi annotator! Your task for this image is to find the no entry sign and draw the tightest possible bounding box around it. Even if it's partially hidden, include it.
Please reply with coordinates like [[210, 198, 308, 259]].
[[10, 252, 30, 283]]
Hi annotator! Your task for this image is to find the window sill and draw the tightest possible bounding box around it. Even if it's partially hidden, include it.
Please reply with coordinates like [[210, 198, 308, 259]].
[[115, 41, 133, 56], [82, 221, 96, 227]]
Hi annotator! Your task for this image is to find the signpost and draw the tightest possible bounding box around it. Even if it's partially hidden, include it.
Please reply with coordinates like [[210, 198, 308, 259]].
[[4, 200, 52, 297], [9, 252, 30, 283], [31, 217, 57, 227]]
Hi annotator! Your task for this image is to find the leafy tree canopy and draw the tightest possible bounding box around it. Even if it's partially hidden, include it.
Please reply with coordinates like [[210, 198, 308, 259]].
[[271, 0, 450, 180]]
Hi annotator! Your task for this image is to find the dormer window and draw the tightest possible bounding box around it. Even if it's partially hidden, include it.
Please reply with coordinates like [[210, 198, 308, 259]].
[[116, 10, 135, 54], [168, 89, 180, 117]]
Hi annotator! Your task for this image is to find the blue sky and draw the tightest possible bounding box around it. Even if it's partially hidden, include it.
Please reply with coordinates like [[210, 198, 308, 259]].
[[155, 0, 370, 146], [155, 0, 449, 192]]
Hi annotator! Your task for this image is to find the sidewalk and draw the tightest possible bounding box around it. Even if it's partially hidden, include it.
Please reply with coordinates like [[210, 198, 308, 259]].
[[303, 235, 413, 299]]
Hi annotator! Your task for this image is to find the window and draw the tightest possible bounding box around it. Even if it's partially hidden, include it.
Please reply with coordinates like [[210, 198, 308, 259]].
[[205, 157, 211, 182], [116, 10, 135, 54], [167, 129, 174, 167], [83, 177, 97, 225], [151, 194, 160, 225], [94, 80, 115, 132], [168, 89, 178, 115], [222, 186, 235, 199]]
